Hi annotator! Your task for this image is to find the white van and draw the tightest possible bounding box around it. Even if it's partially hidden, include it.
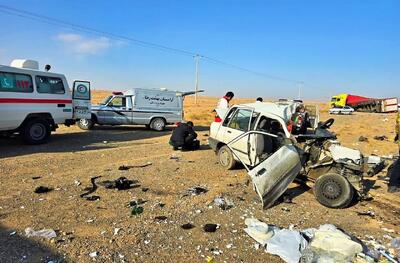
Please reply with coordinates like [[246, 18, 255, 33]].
[[0, 59, 91, 144], [78, 88, 202, 131]]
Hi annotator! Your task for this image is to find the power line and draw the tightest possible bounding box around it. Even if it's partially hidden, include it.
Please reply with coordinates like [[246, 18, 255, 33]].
[[0, 4, 304, 84]]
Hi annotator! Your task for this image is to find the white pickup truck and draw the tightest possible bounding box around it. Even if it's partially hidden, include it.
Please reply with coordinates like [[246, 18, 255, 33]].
[[0, 59, 91, 144], [329, 106, 354, 115]]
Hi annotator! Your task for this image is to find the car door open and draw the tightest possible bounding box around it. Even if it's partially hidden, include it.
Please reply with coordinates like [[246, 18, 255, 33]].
[[226, 130, 302, 209]]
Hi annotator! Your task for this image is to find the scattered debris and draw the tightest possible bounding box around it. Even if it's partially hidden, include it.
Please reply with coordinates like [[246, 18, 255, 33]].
[[131, 206, 144, 215], [25, 228, 57, 239], [206, 256, 213, 263], [129, 200, 145, 216], [34, 186, 53, 194], [89, 251, 98, 258], [154, 216, 168, 222], [170, 155, 181, 161], [80, 176, 101, 201], [157, 203, 165, 208], [74, 180, 81, 186], [184, 186, 208, 196], [381, 227, 395, 233], [102, 177, 139, 190], [309, 224, 363, 262], [374, 135, 388, 141], [358, 136, 369, 142], [9, 231, 16, 236], [244, 218, 369, 263], [86, 196, 100, 201], [118, 162, 152, 170], [142, 187, 149, 192], [203, 224, 219, 233], [129, 199, 146, 207], [32, 176, 41, 180], [181, 223, 195, 230], [357, 210, 375, 218], [282, 195, 293, 204], [267, 229, 308, 263], [213, 196, 234, 210], [113, 228, 121, 236], [244, 218, 276, 245]]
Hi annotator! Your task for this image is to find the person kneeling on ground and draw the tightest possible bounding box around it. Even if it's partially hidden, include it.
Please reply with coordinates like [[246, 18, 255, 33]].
[[169, 121, 200, 151]]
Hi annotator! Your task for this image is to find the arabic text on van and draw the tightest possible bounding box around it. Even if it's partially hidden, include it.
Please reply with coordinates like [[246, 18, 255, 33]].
[[144, 95, 174, 105]]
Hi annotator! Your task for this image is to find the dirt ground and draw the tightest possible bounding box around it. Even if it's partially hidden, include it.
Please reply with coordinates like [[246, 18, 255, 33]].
[[0, 94, 399, 263]]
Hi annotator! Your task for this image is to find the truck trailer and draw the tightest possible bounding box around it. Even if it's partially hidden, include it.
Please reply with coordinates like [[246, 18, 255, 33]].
[[330, 93, 398, 113]]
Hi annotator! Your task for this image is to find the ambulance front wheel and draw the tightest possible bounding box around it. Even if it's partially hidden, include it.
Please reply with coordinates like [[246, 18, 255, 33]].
[[78, 118, 95, 130], [22, 119, 51, 144]]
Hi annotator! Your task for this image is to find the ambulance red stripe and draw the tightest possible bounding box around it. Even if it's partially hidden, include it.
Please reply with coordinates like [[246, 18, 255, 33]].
[[0, 98, 72, 104]]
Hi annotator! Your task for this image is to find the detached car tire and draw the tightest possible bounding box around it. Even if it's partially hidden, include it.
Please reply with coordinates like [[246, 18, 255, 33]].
[[78, 118, 94, 130], [150, 118, 166, 131], [22, 119, 51, 144], [314, 173, 354, 208], [218, 145, 237, 170]]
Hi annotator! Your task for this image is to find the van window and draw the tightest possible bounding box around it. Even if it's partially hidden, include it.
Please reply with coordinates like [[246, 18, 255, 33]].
[[228, 109, 253, 131], [108, 97, 126, 108], [36, 76, 65, 94], [0, 72, 33, 93]]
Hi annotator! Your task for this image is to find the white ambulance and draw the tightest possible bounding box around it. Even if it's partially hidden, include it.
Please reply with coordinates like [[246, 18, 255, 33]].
[[0, 59, 91, 144]]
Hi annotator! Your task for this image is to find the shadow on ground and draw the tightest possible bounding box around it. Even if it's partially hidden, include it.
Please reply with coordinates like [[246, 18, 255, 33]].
[[0, 225, 64, 262], [0, 125, 171, 159], [0, 125, 211, 159]]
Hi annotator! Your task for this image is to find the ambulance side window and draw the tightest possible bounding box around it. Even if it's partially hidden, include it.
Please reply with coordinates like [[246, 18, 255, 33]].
[[0, 71, 33, 93], [36, 76, 65, 94]]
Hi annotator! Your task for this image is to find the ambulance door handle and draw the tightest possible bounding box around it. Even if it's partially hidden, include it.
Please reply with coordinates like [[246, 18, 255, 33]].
[[57, 104, 66, 108]]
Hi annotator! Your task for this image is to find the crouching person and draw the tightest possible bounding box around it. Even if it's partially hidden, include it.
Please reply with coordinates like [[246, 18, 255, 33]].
[[169, 121, 200, 151]]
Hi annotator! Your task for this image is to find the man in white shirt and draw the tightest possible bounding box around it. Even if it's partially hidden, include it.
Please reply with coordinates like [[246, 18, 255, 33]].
[[215, 91, 234, 122], [217, 91, 234, 109]]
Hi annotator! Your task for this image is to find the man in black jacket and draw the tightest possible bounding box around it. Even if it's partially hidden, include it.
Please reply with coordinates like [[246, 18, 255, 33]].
[[169, 121, 200, 150]]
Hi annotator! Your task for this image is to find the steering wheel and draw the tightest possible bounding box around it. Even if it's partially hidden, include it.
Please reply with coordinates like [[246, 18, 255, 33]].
[[319, 118, 334, 129]]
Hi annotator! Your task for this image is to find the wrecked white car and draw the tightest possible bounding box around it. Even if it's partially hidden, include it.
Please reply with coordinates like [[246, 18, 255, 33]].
[[208, 102, 384, 209]]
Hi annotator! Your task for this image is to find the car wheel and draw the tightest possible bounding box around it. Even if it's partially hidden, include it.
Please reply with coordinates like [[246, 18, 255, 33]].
[[218, 145, 237, 170], [150, 118, 166, 131], [22, 118, 51, 144], [77, 118, 94, 130], [314, 173, 354, 208]]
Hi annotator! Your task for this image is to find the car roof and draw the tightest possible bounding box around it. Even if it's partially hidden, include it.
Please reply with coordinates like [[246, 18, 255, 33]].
[[239, 102, 298, 122], [233, 102, 297, 138]]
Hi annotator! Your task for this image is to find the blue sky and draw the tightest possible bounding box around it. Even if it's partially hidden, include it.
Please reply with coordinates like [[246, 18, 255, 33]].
[[0, 0, 399, 100]]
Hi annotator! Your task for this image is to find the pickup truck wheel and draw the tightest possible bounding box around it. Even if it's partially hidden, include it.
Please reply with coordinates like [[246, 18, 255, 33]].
[[150, 118, 166, 131], [314, 173, 354, 208], [218, 145, 237, 170], [22, 119, 51, 144], [78, 118, 94, 130]]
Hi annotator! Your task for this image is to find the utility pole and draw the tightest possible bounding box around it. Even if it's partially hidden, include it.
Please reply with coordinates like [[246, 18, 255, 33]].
[[194, 54, 200, 105], [298, 81, 303, 100]]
